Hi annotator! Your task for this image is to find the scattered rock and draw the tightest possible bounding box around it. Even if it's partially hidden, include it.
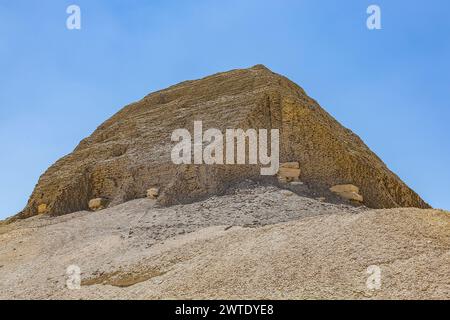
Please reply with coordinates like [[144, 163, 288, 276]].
[[88, 198, 108, 211]]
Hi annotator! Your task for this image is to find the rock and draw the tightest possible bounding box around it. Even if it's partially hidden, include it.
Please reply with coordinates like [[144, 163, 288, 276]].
[[278, 162, 301, 183], [336, 191, 364, 203], [281, 190, 294, 197], [37, 204, 48, 214], [14, 65, 429, 219], [330, 184, 360, 194], [147, 188, 160, 199], [280, 162, 300, 169], [330, 184, 363, 203], [88, 198, 108, 211], [289, 181, 304, 186]]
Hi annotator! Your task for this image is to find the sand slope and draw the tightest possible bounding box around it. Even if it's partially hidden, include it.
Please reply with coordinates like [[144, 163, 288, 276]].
[[0, 185, 448, 300]]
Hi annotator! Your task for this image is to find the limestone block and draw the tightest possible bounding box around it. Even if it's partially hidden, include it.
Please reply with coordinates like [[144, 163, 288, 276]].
[[277, 162, 301, 183], [280, 162, 300, 169], [88, 198, 108, 211], [147, 188, 160, 199], [330, 184, 363, 203], [336, 191, 364, 202], [37, 204, 48, 214], [330, 184, 360, 194]]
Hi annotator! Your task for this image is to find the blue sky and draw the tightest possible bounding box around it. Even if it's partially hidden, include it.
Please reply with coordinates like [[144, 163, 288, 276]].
[[0, 0, 449, 219]]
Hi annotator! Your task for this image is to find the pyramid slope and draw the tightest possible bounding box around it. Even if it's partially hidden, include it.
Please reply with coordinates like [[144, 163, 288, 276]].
[[15, 65, 428, 219]]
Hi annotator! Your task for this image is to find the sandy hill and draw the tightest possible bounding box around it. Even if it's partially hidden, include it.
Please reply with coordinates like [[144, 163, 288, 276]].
[[0, 183, 448, 299]]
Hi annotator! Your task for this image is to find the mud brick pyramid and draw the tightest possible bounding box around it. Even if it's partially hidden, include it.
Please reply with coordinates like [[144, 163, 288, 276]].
[[15, 65, 429, 219]]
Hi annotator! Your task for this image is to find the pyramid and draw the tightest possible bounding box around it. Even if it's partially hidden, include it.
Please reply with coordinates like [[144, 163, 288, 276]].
[[15, 65, 429, 219]]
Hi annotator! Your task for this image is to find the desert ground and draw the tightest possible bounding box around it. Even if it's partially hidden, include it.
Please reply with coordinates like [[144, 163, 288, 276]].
[[1, 182, 448, 300]]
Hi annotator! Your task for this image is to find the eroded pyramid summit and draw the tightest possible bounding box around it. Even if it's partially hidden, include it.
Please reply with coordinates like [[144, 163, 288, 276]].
[[15, 65, 429, 219]]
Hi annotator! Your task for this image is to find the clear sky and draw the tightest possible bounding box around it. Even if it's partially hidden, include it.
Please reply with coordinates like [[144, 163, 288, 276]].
[[0, 0, 449, 219]]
